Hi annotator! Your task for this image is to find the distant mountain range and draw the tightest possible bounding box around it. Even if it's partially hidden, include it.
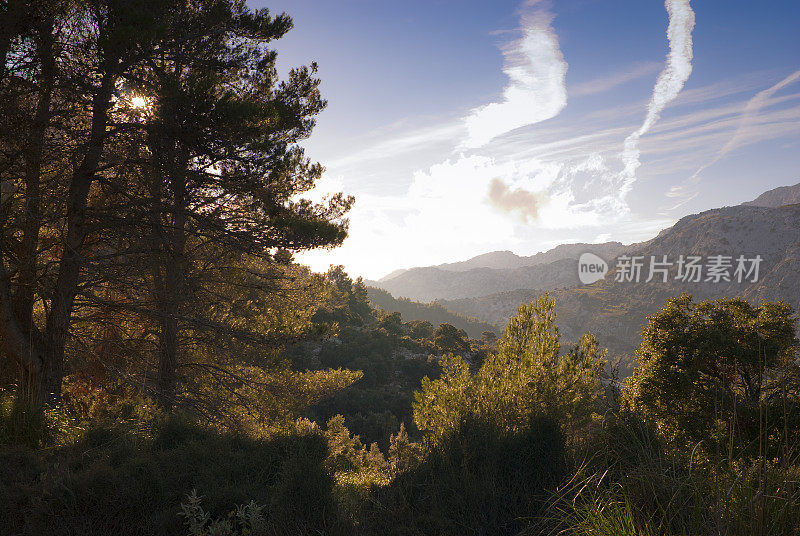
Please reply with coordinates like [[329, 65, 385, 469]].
[[368, 182, 800, 362], [365, 242, 627, 301], [742, 183, 800, 208]]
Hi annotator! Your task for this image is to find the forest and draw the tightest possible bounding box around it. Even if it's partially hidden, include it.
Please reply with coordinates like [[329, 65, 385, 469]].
[[1, 1, 799, 535]]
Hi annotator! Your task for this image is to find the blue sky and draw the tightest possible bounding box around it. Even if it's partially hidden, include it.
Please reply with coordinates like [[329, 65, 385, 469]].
[[251, 0, 800, 280]]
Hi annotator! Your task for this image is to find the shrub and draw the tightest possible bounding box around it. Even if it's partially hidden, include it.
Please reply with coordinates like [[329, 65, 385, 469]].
[[362, 415, 566, 535], [414, 295, 607, 444], [0, 417, 347, 535]]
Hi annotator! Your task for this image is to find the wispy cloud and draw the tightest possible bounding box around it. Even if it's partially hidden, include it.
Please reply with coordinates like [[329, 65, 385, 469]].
[[570, 61, 661, 97], [326, 121, 463, 169], [690, 69, 800, 181], [298, 1, 800, 279], [462, 2, 568, 149], [620, 0, 695, 195]]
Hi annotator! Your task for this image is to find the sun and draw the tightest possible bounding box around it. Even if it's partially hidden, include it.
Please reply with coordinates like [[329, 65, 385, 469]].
[[130, 96, 148, 109]]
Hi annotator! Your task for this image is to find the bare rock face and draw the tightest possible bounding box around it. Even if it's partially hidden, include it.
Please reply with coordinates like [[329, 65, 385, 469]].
[[742, 181, 800, 208]]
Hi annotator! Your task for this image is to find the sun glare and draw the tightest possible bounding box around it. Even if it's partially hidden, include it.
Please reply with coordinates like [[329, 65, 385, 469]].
[[130, 96, 148, 109]]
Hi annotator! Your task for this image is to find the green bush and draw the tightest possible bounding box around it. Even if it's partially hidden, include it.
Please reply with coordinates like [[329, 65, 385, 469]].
[[362, 415, 566, 535], [0, 417, 348, 536]]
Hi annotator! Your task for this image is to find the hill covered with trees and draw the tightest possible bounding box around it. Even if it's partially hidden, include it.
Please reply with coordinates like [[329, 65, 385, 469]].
[[366, 286, 497, 338]]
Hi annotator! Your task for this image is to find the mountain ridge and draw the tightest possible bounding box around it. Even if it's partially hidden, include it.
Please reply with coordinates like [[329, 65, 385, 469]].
[[367, 242, 628, 301], [369, 181, 800, 362], [443, 201, 800, 358], [742, 181, 800, 208]]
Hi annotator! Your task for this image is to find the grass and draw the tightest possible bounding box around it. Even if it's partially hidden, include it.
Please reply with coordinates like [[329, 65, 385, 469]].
[[535, 413, 800, 536]]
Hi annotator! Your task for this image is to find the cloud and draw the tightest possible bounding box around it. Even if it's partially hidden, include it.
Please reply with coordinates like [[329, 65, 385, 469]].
[[690, 69, 800, 181], [297, 1, 800, 280], [570, 61, 661, 97], [619, 0, 695, 194], [482, 1, 697, 230], [718, 70, 800, 154], [299, 155, 568, 278], [326, 121, 464, 170], [462, 2, 568, 149], [487, 178, 546, 222]]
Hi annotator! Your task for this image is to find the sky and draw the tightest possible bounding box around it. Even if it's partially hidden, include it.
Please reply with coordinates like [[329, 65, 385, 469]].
[[250, 0, 800, 280]]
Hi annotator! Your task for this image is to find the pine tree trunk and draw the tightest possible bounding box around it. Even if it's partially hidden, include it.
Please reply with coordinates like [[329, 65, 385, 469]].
[[39, 68, 115, 405], [156, 296, 179, 410], [151, 142, 189, 410]]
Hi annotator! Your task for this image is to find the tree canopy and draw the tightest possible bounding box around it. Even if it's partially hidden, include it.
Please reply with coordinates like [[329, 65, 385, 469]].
[[624, 293, 799, 458], [0, 0, 353, 418]]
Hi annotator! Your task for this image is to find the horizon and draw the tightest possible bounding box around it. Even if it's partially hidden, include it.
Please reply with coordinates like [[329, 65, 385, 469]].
[[252, 0, 800, 280], [369, 178, 797, 283]]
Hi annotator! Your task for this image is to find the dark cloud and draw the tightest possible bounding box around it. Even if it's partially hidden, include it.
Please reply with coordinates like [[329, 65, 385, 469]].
[[487, 178, 546, 223]]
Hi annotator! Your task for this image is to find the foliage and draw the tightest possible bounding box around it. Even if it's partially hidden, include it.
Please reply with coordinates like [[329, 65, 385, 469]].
[[3, 292, 800, 535], [414, 294, 607, 444], [180, 490, 265, 536], [4, 1, 798, 535], [185, 365, 363, 433], [0, 415, 348, 536], [624, 293, 800, 459], [0, 0, 354, 415], [287, 267, 498, 447], [313, 266, 375, 327], [366, 286, 497, 338], [540, 295, 800, 536], [432, 323, 471, 354], [539, 411, 800, 536], [0, 390, 59, 448], [362, 415, 566, 535]]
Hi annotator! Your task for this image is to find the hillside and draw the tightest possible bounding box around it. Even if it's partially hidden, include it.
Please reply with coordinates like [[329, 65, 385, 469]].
[[444, 202, 800, 360], [366, 286, 497, 338]]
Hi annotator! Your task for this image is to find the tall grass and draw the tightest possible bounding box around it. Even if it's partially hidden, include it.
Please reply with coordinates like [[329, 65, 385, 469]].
[[535, 413, 800, 536]]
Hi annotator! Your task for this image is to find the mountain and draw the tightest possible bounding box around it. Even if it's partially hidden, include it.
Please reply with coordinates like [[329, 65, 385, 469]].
[[379, 268, 409, 282], [513, 241, 626, 268], [443, 201, 800, 361], [367, 242, 627, 301], [370, 182, 800, 364], [742, 181, 800, 207], [434, 250, 531, 272]]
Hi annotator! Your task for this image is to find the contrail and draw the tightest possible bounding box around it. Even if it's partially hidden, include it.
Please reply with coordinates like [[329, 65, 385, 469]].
[[619, 0, 695, 195], [690, 69, 800, 182]]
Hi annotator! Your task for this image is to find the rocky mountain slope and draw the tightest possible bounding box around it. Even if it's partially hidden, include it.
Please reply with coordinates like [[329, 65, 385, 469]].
[[372, 181, 800, 362], [742, 182, 800, 208], [444, 201, 800, 358]]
